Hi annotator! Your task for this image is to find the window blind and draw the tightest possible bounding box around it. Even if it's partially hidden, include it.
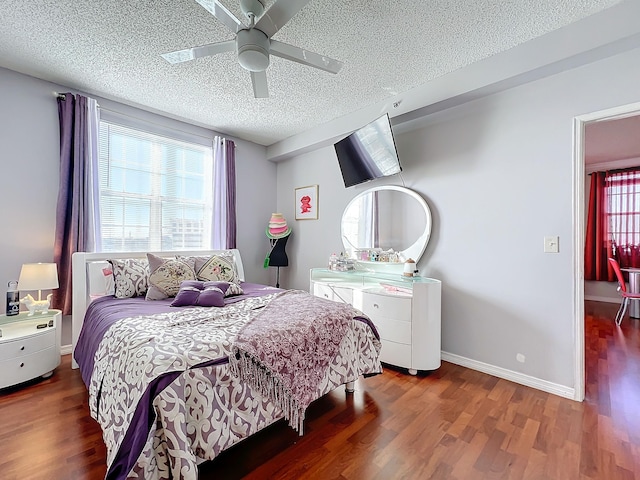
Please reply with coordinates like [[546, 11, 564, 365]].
[[98, 121, 213, 252]]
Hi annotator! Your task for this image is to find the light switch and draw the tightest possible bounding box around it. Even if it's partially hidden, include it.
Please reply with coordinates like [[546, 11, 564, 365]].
[[544, 236, 559, 253]]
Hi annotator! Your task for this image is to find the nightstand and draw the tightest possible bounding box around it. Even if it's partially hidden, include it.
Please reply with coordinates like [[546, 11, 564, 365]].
[[0, 309, 61, 389]]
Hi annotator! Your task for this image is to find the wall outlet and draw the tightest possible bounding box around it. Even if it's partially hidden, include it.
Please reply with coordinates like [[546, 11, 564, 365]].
[[544, 236, 559, 253]]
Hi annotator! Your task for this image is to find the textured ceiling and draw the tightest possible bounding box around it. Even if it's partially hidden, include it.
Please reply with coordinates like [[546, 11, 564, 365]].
[[0, 0, 622, 146]]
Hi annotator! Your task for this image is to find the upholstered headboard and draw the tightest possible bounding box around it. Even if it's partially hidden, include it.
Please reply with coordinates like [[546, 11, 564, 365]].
[[70, 249, 245, 368]]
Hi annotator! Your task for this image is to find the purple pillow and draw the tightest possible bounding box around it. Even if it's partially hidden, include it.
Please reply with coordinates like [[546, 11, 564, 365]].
[[170, 282, 203, 307], [171, 281, 228, 307], [197, 283, 226, 307]]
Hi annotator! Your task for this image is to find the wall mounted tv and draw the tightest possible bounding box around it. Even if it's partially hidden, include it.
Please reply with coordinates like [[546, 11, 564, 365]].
[[333, 113, 402, 188]]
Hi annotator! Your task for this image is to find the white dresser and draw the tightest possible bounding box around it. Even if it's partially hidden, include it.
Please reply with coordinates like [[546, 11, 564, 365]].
[[310, 268, 441, 374], [0, 310, 61, 389]]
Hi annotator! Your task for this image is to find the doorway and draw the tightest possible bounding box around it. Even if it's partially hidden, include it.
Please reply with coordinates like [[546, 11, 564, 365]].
[[574, 101, 640, 401]]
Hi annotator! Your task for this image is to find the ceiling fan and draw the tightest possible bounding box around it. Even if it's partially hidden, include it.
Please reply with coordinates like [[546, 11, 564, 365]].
[[161, 0, 343, 98]]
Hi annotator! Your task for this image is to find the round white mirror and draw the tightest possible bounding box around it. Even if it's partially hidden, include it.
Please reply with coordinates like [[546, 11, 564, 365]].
[[341, 186, 432, 263]]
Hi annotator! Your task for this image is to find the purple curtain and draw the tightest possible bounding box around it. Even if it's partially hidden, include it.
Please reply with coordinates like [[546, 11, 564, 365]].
[[211, 137, 237, 249], [53, 93, 100, 315]]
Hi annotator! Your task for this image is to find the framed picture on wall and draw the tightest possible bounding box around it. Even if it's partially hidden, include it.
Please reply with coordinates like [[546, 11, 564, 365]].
[[295, 185, 319, 220]]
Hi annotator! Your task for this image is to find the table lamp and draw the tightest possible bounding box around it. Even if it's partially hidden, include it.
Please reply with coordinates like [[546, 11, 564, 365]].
[[18, 263, 59, 301]]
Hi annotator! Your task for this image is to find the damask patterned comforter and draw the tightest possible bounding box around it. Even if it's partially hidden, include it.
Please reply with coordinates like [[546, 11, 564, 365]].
[[74, 284, 382, 480]]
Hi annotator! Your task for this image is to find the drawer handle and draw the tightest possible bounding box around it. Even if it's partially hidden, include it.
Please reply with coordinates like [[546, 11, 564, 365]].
[[324, 294, 329, 298], [20, 362, 24, 368], [373, 303, 379, 308], [20, 346, 25, 351]]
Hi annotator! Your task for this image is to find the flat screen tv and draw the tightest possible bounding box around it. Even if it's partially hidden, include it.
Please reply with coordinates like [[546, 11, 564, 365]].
[[334, 114, 402, 188]]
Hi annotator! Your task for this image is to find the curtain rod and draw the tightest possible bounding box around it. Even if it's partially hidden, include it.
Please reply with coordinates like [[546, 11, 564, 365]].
[[52, 91, 232, 145], [99, 105, 219, 143]]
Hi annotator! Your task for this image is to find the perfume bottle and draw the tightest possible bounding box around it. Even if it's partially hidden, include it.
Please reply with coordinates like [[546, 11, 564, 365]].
[[6, 280, 19, 316]]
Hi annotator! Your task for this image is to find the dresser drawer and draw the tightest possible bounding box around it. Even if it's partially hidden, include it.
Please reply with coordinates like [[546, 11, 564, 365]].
[[0, 329, 56, 362], [374, 316, 411, 345], [313, 283, 334, 300], [0, 346, 59, 389], [380, 339, 412, 370], [312, 283, 353, 304], [361, 292, 411, 321], [331, 286, 353, 304]]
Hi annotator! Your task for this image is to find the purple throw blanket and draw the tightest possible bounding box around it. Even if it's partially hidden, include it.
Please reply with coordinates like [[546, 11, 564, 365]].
[[229, 289, 366, 434]]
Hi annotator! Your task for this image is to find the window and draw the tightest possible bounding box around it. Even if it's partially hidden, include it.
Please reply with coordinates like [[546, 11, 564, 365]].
[[607, 169, 640, 264], [98, 121, 213, 252]]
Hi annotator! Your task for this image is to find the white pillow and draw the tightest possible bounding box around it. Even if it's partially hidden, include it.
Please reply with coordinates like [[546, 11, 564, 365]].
[[87, 261, 115, 298]]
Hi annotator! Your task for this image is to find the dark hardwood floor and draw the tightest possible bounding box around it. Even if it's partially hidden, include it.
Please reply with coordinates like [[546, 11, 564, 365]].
[[1, 300, 639, 479]]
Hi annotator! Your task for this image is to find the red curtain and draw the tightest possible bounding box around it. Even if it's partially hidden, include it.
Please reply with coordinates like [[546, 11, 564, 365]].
[[585, 172, 613, 281], [585, 168, 640, 281]]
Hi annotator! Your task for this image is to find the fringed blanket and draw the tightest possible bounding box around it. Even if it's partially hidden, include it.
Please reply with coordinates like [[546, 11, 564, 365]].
[[229, 289, 368, 434]]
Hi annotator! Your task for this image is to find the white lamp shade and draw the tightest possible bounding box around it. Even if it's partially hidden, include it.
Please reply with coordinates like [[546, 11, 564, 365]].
[[18, 263, 59, 291]]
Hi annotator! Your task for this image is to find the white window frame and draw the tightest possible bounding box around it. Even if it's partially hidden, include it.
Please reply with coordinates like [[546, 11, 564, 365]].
[[97, 111, 214, 252]]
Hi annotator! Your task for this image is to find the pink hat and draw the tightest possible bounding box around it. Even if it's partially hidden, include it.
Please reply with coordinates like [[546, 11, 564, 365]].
[[266, 213, 291, 239]]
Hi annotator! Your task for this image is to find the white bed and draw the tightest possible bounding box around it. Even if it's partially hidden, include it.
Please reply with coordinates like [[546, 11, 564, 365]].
[[70, 249, 382, 480]]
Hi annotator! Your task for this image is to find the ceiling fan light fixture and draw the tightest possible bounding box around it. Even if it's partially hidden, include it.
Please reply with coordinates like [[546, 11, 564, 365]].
[[237, 29, 270, 72], [238, 45, 269, 72]]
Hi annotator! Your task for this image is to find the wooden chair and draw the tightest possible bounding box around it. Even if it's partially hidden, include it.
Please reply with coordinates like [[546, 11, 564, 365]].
[[608, 257, 640, 325]]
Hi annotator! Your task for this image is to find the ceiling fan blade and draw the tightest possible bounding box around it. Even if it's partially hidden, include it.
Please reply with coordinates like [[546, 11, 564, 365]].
[[270, 40, 343, 74], [255, 0, 312, 38], [251, 71, 269, 98], [161, 40, 236, 64], [195, 0, 244, 33]]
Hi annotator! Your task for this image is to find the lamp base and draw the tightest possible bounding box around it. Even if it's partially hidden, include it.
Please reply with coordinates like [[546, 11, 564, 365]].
[[20, 293, 52, 316]]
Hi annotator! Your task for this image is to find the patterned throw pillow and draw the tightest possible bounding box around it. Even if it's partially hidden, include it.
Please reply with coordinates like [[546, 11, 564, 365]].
[[224, 282, 244, 296], [145, 253, 196, 300], [179, 253, 240, 284], [109, 258, 150, 298]]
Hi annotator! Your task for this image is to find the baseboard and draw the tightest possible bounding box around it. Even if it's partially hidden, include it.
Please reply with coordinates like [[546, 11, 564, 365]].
[[441, 351, 576, 400], [58, 344, 576, 398], [584, 295, 619, 304]]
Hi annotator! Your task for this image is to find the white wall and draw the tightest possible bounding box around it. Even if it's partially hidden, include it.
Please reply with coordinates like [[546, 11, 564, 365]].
[[0, 69, 59, 303], [0, 67, 275, 346], [235, 139, 278, 283], [276, 45, 640, 392], [275, 150, 373, 289]]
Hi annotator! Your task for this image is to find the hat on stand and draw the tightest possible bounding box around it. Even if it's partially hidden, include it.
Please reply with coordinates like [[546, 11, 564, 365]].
[[266, 213, 292, 239]]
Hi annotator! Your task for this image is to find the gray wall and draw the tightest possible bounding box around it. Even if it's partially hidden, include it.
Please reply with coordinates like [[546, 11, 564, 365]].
[[275, 45, 640, 392], [0, 69, 59, 307], [0, 67, 276, 347]]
